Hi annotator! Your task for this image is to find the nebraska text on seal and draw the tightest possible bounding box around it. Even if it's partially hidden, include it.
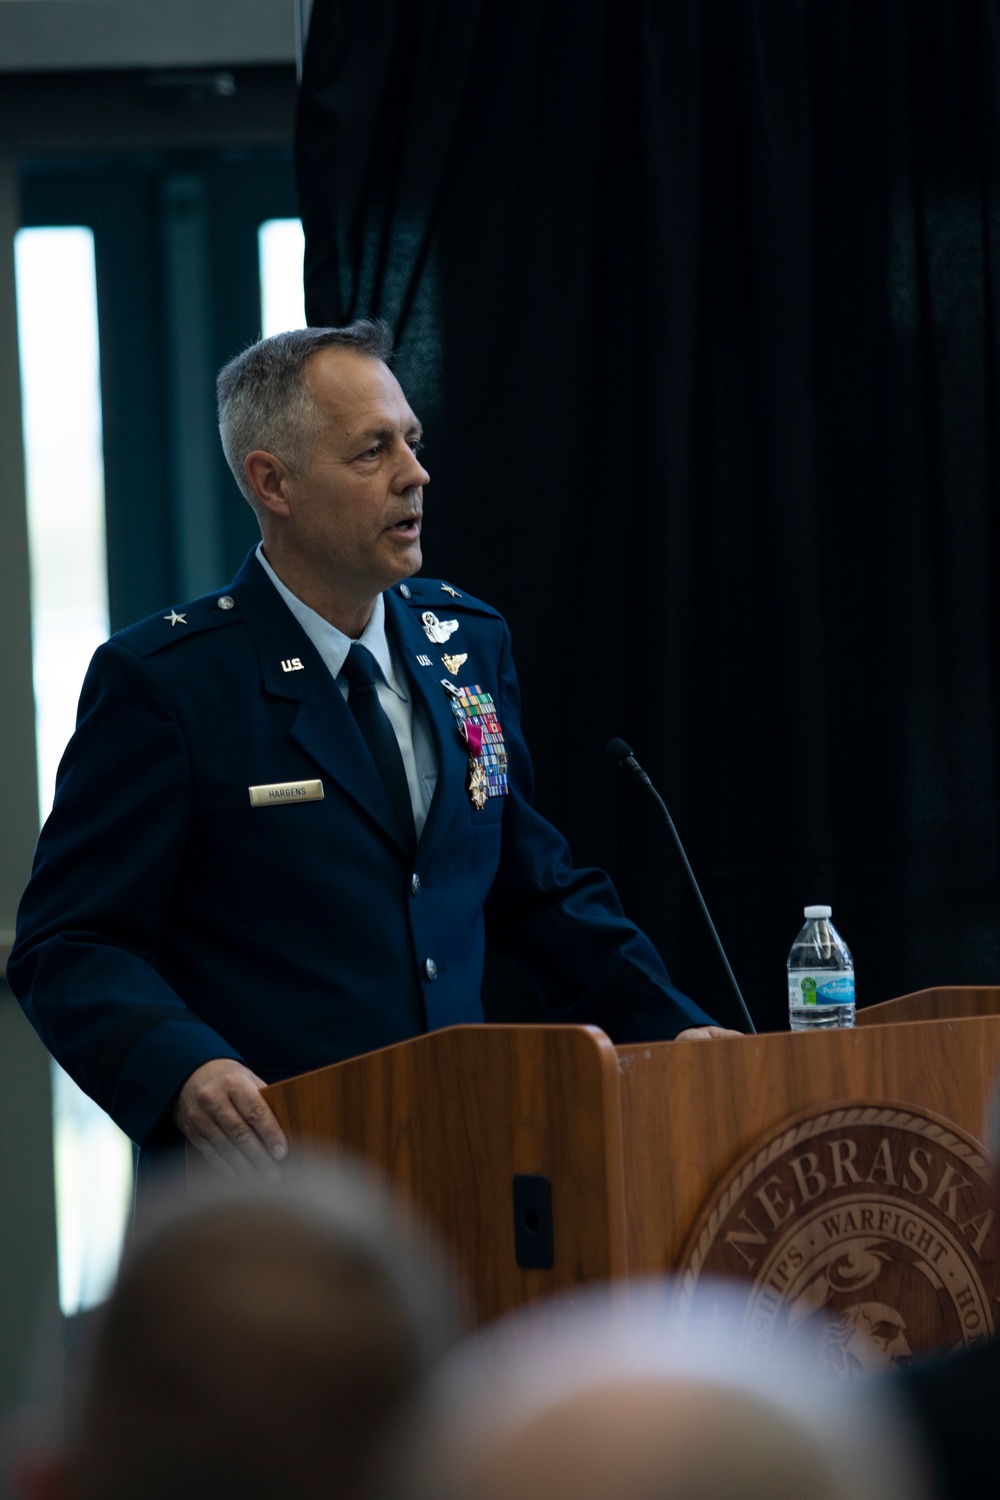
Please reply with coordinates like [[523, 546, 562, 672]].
[[673, 1103, 998, 1371]]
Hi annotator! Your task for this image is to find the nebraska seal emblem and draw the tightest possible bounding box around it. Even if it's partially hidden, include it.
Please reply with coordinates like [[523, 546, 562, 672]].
[[674, 1104, 998, 1372]]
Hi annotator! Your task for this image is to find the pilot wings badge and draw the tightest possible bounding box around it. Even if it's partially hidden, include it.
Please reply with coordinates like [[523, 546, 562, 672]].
[[421, 610, 460, 644]]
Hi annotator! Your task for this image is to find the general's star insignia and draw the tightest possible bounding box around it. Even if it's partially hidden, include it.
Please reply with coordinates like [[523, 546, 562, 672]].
[[164, 610, 187, 627], [440, 583, 462, 598], [442, 653, 468, 676], [421, 610, 460, 644]]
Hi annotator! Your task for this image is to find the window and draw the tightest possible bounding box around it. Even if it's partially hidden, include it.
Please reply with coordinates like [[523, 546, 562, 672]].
[[258, 217, 306, 336], [14, 226, 133, 1316]]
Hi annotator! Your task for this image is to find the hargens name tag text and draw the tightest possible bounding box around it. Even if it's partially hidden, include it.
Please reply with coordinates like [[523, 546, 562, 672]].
[[249, 780, 324, 807]]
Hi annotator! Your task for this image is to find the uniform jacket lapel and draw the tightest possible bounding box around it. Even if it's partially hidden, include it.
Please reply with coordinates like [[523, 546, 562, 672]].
[[230, 553, 412, 853], [384, 588, 470, 863]]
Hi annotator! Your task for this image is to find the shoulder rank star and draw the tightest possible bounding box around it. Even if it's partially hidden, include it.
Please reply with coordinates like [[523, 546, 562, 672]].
[[440, 583, 462, 598], [421, 610, 460, 644], [164, 610, 187, 627], [442, 653, 467, 676]]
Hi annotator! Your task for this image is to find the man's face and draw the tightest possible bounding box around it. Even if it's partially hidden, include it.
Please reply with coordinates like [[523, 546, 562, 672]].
[[279, 346, 428, 600]]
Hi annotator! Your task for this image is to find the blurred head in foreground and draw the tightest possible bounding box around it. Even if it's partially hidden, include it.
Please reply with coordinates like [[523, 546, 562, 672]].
[[393, 1281, 931, 1500], [16, 1152, 459, 1500]]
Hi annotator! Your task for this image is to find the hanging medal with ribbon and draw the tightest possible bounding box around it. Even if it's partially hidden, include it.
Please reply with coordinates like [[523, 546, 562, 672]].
[[445, 683, 509, 810]]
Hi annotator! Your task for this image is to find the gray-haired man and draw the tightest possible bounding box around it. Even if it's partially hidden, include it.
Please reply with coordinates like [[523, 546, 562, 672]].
[[9, 321, 729, 1184]]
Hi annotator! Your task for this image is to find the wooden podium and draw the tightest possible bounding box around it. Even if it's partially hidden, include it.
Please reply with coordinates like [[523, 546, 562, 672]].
[[263, 988, 1000, 1356]]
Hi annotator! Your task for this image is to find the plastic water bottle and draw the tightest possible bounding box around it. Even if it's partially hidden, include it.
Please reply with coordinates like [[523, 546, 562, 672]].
[[787, 905, 855, 1030]]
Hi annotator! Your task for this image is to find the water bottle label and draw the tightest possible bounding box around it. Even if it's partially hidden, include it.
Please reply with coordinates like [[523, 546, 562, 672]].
[[788, 971, 855, 1007]]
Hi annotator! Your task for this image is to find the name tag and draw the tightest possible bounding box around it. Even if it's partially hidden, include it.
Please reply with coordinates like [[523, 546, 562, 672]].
[[248, 779, 324, 807]]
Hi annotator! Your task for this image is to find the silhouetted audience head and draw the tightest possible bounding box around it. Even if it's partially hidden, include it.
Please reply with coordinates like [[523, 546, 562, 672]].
[[15, 1152, 459, 1500], [393, 1282, 931, 1500]]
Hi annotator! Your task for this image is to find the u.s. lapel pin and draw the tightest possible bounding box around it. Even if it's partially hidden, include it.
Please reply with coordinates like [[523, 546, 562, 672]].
[[442, 653, 467, 676], [440, 583, 462, 599], [421, 610, 460, 644], [416, 654, 432, 666]]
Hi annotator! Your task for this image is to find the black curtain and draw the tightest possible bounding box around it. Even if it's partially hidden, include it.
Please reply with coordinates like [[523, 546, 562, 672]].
[[296, 0, 1000, 1033]]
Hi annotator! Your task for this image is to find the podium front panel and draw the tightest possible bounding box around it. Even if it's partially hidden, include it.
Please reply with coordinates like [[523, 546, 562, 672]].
[[264, 1023, 628, 1325]]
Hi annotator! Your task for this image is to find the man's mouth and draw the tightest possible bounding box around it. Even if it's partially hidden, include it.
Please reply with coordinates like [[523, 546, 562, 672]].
[[387, 515, 421, 535]]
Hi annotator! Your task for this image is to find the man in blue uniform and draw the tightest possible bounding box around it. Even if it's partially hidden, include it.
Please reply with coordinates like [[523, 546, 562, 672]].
[[9, 322, 731, 1178]]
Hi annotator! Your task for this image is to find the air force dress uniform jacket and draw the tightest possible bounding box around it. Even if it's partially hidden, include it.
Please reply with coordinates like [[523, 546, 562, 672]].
[[9, 551, 713, 1148]]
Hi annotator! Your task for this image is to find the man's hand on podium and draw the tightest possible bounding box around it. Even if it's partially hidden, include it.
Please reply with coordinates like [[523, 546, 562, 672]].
[[172, 1058, 289, 1178], [170, 1030, 741, 1176], [675, 1026, 744, 1040]]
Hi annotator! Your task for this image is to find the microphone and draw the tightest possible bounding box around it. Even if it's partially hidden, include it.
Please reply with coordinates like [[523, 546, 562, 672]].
[[607, 738, 756, 1035]]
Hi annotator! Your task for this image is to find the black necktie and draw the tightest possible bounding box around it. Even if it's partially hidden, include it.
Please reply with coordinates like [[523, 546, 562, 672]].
[[339, 644, 415, 845]]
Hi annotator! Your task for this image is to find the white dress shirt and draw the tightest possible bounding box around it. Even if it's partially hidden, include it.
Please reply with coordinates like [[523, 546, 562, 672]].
[[256, 544, 438, 837]]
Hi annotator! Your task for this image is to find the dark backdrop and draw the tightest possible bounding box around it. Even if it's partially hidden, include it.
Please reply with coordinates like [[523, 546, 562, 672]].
[[296, 0, 1000, 1033]]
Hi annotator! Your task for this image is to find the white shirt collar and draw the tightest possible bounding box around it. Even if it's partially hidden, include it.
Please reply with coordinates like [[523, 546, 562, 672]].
[[255, 543, 405, 698]]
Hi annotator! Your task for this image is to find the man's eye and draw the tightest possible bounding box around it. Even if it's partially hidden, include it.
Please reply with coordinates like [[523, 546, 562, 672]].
[[360, 445, 380, 460], [408, 440, 423, 455]]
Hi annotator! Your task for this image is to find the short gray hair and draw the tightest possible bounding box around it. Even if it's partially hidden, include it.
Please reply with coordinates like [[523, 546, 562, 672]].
[[217, 320, 394, 506]]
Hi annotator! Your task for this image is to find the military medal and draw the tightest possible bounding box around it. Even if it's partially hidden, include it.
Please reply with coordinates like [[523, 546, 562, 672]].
[[442, 652, 467, 676], [468, 760, 488, 810], [446, 683, 509, 809]]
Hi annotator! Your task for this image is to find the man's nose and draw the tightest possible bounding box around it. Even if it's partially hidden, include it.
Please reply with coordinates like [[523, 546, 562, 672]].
[[396, 447, 430, 491]]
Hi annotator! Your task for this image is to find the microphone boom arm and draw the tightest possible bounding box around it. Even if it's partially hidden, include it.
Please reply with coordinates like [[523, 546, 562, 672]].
[[607, 739, 756, 1036]]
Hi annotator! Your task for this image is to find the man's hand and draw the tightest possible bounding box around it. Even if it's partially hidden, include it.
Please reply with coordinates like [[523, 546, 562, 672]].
[[675, 1026, 745, 1040], [172, 1059, 289, 1178]]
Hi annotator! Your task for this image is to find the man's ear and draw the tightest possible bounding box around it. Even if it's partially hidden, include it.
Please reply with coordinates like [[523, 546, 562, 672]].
[[11, 1449, 74, 1500], [244, 451, 293, 517]]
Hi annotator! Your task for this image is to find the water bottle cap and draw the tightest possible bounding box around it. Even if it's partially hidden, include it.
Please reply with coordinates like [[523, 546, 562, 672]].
[[804, 904, 832, 919]]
